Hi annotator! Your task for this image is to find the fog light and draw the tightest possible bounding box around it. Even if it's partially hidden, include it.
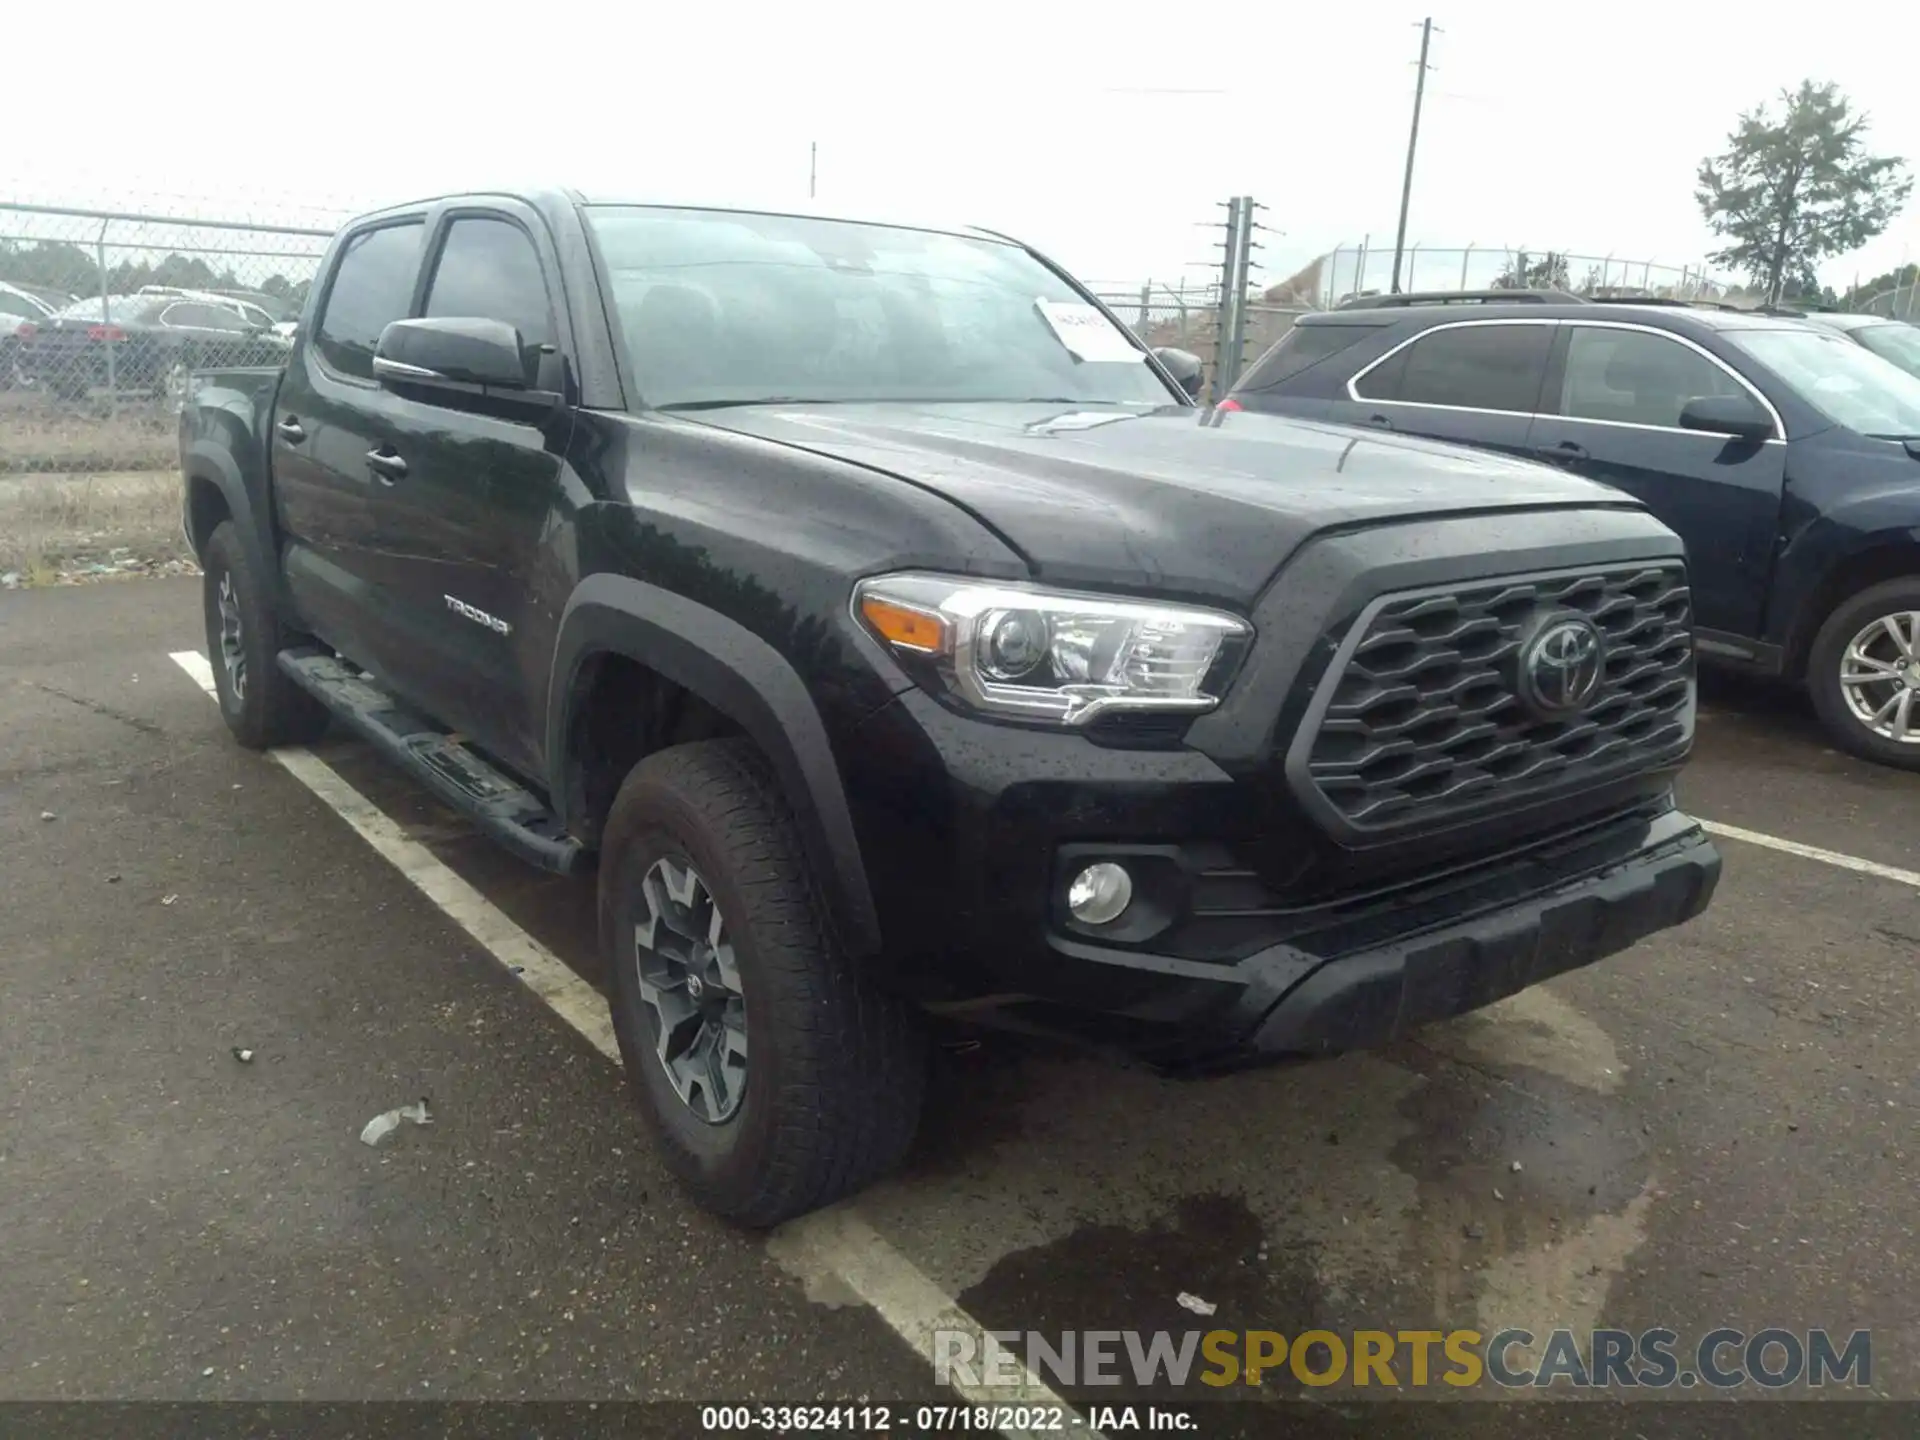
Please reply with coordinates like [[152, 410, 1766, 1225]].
[[1067, 862, 1133, 926]]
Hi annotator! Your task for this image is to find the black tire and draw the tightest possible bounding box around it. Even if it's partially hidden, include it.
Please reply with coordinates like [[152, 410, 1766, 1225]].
[[1806, 576, 1920, 770], [599, 738, 926, 1227], [199, 521, 329, 749]]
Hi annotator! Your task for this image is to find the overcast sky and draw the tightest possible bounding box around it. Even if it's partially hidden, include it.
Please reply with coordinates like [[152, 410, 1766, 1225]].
[[5, 0, 1915, 295]]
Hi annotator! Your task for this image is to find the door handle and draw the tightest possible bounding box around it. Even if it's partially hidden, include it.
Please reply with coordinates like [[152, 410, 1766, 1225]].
[[1535, 439, 1588, 464], [1366, 413, 1394, 430], [275, 416, 306, 443], [365, 448, 408, 482]]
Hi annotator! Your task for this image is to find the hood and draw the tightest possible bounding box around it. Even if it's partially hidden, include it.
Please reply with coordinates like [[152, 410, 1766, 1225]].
[[691, 401, 1643, 605]]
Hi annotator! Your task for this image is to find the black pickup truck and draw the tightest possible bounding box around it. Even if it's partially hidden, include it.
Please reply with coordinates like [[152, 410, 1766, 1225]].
[[180, 191, 1721, 1226]]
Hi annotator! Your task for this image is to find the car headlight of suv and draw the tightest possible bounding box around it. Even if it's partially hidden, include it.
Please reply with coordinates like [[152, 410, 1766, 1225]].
[[853, 572, 1251, 725]]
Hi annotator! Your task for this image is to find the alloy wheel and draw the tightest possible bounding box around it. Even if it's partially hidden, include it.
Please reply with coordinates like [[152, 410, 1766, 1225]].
[[1839, 610, 1920, 744], [216, 571, 246, 702], [632, 857, 748, 1123]]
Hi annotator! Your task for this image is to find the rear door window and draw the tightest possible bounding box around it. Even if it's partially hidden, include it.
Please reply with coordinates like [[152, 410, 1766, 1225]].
[[314, 221, 425, 380], [1354, 322, 1553, 412], [1557, 326, 1750, 429]]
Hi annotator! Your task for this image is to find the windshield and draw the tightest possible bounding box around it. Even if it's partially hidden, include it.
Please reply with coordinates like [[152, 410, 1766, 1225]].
[[586, 206, 1176, 409], [1850, 322, 1920, 380], [1731, 326, 1920, 436], [49, 295, 159, 323]]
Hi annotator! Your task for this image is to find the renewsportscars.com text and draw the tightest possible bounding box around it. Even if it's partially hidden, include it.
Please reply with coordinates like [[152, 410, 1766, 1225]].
[[934, 1326, 1872, 1390]]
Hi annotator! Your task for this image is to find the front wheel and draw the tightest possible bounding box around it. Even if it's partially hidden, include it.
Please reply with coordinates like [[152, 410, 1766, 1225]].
[[199, 521, 329, 749], [1806, 578, 1920, 769], [599, 738, 927, 1227]]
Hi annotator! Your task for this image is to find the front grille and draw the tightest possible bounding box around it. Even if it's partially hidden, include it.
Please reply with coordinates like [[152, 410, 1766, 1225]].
[[1296, 564, 1693, 835]]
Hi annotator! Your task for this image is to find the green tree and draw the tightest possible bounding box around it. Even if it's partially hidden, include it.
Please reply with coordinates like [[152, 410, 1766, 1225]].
[[1697, 81, 1911, 304], [1842, 262, 1919, 308], [0, 239, 100, 296], [1492, 250, 1571, 290]]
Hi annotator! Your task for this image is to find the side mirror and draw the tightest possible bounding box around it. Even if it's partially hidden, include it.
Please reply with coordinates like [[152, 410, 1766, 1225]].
[[1153, 346, 1205, 400], [375, 316, 532, 392], [1678, 393, 1773, 442]]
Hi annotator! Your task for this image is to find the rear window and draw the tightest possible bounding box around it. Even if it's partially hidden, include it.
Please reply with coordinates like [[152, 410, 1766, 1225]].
[[50, 296, 160, 323], [1354, 322, 1552, 412], [1236, 322, 1380, 390]]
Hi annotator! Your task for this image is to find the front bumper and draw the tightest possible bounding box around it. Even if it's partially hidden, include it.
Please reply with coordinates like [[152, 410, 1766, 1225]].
[[839, 689, 1719, 1070], [1163, 813, 1716, 1066]]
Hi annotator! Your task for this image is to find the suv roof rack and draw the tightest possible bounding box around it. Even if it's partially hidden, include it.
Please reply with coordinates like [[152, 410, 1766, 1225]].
[[1585, 294, 1752, 312], [1335, 288, 1583, 309]]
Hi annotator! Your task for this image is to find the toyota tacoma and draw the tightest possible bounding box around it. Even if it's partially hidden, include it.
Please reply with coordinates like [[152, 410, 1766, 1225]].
[[180, 191, 1721, 1226]]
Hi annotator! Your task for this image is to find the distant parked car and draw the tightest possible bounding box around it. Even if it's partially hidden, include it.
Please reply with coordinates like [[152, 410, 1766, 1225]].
[[0, 282, 61, 388], [209, 288, 299, 325], [1796, 312, 1920, 379], [208, 288, 303, 339], [22, 293, 292, 400], [137, 285, 287, 335]]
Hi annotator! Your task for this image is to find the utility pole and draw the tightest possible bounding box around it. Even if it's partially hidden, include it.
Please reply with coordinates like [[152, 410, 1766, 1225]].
[[809, 141, 817, 200], [1389, 17, 1435, 295]]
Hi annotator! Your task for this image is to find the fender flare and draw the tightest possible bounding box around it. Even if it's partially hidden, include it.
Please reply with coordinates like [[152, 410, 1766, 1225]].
[[547, 573, 882, 958], [181, 436, 292, 617]]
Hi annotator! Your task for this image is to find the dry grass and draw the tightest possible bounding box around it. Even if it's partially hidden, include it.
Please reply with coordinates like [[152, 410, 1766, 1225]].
[[0, 392, 177, 473], [0, 470, 187, 578]]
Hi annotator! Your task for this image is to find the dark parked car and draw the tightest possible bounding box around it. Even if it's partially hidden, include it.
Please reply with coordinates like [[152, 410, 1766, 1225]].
[[1228, 291, 1920, 768], [209, 288, 299, 325], [23, 293, 291, 400], [181, 195, 1719, 1225], [1797, 311, 1920, 379]]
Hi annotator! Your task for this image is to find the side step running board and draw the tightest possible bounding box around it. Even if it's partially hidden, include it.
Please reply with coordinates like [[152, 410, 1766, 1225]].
[[277, 648, 591, 877]]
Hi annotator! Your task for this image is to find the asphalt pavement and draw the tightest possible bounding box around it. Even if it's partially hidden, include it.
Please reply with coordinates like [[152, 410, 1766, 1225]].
[[3, 577, 1916, 1438]]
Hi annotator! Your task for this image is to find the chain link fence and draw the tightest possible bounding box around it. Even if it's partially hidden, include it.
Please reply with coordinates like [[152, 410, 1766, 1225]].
[[1, 204, 332, 475], [1086, 199, 1288, 402], [1847, 279, 1920, 320], [1090, 291, 1311, 402], [1319, 243, 1725, 304]]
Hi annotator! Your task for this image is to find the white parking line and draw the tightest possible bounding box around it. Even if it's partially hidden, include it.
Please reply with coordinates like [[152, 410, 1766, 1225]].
[[1700, 819, 1920, 889], [169, 650, 1092, 1437]]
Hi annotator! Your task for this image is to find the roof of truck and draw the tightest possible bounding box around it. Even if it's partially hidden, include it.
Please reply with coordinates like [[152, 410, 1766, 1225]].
[[348, 186, 1012, 248]]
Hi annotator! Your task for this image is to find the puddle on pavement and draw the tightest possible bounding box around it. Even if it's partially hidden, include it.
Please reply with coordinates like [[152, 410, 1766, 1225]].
[[840, 985, 1662, 1380], [955, 1192, 1324, 1404]]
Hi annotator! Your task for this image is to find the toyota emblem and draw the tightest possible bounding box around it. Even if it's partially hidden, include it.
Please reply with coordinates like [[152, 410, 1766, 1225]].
[[1517, 614, 1605, 718]]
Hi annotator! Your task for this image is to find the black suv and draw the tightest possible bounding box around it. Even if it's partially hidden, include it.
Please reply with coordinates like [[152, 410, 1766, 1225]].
[[1229, 290, 1920, 768], [181, 200, 1720, 1225]]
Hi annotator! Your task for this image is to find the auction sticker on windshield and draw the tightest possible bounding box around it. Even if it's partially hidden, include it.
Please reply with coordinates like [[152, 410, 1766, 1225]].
[[1036, 298, 1144, 363]]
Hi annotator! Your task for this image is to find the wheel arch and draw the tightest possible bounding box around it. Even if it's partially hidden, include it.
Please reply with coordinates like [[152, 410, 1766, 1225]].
[[181, 435, 300, 619], [547, 574, 882, 958], [1783, 533, 1920, 681]]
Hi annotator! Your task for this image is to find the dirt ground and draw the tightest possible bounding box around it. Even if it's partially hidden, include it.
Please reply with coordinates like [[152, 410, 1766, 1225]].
[[0, 469, 189, 585]]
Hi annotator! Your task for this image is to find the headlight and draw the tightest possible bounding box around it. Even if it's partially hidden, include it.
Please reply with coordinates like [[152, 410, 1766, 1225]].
[[853, 572, 1250, 725]]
